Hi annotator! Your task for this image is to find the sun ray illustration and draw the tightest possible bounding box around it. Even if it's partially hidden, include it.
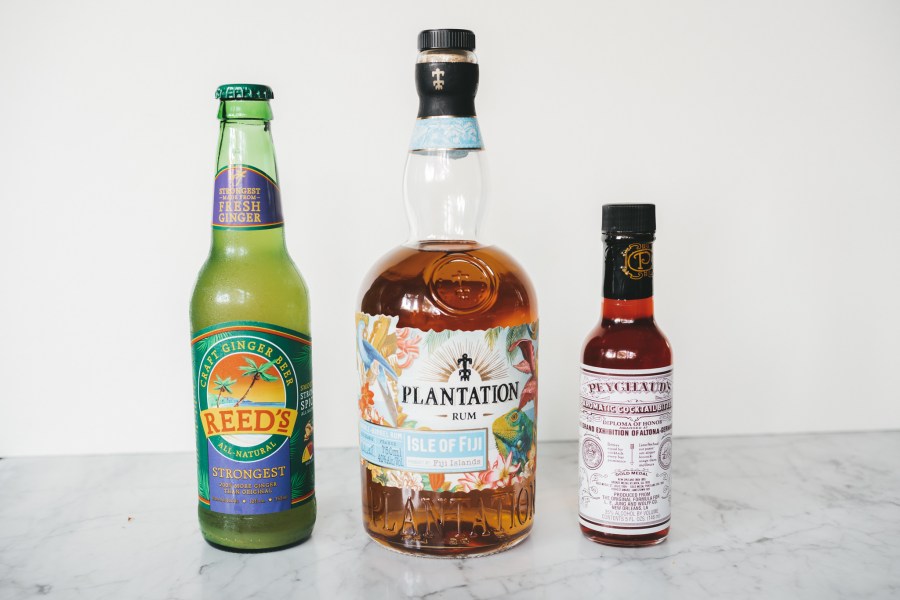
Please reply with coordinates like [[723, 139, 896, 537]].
[[420, 338, 508, 382]]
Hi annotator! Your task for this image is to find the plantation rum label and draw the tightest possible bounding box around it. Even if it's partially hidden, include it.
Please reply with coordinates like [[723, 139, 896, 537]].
[[357, 315, 538, 540]]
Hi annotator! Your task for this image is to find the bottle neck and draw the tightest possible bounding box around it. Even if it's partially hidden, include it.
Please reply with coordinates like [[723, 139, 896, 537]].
[[602, 297, 655, 321], [404, 49, 484, 245], [403, 148, 485, 244], [602, 233, 655, 320], [211, 100, 285, 254]]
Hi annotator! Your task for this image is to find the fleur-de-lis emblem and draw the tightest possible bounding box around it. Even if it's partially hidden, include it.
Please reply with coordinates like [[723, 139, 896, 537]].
[[432, 68, 445, 90]]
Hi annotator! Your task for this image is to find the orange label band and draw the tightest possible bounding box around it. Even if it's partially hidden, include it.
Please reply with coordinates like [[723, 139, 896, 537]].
[[200, 407, 298, 437]]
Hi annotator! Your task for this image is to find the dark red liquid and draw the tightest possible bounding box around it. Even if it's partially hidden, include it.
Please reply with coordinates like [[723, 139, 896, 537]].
[[581, 297, 672, 546]]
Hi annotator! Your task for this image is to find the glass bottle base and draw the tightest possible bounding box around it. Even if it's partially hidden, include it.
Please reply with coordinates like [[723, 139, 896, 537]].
[[198, 502, 315, 552], [366, 526, 532, 558], [203, 534, 311, 553], [580, 525, 668, 547]]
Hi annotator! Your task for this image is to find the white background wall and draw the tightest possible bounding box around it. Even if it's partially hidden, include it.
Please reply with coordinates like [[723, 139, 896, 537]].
[[1, 1, 898, 457]]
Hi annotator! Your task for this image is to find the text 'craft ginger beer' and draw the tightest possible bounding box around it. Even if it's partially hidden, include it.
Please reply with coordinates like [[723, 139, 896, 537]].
[[579, 204, 673, 547], [357, 30, 539, 557], [190, 84, 315, 551]]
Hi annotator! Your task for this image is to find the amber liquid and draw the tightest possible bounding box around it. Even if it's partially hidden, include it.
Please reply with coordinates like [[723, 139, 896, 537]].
[[581, 297, 672, 546], [359, 241, 538, 556]]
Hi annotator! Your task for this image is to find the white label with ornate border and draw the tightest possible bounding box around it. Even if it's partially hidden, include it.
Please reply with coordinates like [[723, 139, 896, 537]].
[[579, 364, 673, 535]]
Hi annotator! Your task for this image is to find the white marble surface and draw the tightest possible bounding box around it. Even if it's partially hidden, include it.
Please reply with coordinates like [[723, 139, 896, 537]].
[[1, 433, 898, 599]]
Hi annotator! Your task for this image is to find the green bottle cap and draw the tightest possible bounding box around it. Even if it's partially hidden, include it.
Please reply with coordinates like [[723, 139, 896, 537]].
[[215, 84, 274, 100]]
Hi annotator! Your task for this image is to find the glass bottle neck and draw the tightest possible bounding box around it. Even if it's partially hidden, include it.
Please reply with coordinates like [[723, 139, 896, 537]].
[[602, 234, 655, 320], [602, 297, 655, 321], [403, 147, 485, 244], [405, 49, 484, 245], [211, 101, 285, 254]]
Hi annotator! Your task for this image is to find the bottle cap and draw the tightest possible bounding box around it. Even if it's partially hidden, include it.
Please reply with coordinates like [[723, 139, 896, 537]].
[[417, 29, 476, 51], [215, 84, 274, 100], [602, 204, 656, 234]]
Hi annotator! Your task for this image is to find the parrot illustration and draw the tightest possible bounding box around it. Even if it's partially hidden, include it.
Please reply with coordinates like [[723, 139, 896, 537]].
[[357, 320, 400, 425], [492, 407, 534, 466]]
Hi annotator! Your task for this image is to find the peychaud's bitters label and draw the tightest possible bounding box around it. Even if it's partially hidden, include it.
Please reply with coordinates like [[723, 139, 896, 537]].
[[579, 365, 672, 535], [191, 321, 313, 514]]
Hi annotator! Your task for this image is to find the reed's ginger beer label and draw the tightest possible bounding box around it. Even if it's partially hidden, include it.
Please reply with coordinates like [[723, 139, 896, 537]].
[[213, 165, 283, 229], [191, 321, 313, 514], [579, 365, 673, 535]]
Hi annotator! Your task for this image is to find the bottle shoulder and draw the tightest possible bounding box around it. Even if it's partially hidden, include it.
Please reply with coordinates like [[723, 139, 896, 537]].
[[191, 252, 310, 334], [359, 243, 537, 331], [193, 251, 307, 287], [581, 318, 672, 370]]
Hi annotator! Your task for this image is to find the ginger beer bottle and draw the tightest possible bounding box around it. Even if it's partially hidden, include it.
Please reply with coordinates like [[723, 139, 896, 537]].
[[357, 30, 539, 557], [190, 84, 315, 551]]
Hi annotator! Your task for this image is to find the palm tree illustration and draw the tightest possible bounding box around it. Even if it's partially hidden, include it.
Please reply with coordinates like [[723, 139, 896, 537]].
[[212, 375, 237, 407], [235, 357, 278, 406]]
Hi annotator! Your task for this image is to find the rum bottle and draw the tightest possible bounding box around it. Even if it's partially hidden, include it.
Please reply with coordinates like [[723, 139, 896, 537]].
[[579, 204, 673, 546], [357, 30, 539, 557]]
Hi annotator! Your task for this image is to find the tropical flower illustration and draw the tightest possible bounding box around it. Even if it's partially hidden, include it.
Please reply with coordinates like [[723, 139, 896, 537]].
[[394, 328, 421, 369], [460, 469, 498, 492], [508, 337, 537, 410], [387, 470, 424, 491], [358, 383, 374, 415], [520, 456, 536, 481], [359, 383, 388, 425], [494, 453, 521, 487], [428, 472, 446, 491], [368, 464, 387, 485]]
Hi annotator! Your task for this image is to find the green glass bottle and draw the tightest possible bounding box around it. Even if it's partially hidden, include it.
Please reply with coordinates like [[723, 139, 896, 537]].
[[190, 84, 315, 551]]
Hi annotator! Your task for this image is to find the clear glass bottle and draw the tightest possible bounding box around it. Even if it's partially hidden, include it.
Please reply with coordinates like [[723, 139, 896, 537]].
[[190, 84, 315, 551], [356, 30, 539, 557], [579, 204, 673, 546]]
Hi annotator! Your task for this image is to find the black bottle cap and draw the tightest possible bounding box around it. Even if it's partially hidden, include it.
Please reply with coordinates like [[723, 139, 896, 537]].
[[418, 29, 476, 51], [602, 204, 656, 234]]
